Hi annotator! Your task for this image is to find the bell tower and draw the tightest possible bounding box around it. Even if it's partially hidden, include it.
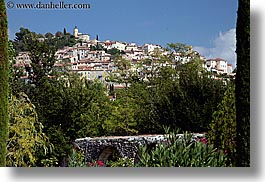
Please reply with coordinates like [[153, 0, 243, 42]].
[[73, 26, 79, 38]]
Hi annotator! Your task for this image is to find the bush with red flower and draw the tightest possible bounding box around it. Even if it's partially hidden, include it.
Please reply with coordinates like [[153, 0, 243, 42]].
[[87, 160, 105, 167], [196, 137, 208, 144]]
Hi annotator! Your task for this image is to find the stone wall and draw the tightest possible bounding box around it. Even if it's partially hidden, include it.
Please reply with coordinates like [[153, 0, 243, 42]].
[[74, 133, 205, 163]]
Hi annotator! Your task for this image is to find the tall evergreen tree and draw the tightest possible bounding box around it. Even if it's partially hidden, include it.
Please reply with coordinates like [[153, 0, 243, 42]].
[[235, 0, 250, 166], [63, 28, 67, 35], [0, 0, 9, 167]]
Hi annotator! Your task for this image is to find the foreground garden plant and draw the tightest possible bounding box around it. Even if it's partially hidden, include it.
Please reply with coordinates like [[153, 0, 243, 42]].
[[135, 131, 229, 167]]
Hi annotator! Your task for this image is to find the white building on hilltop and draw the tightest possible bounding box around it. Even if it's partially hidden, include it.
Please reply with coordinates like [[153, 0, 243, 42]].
[[142, 43, 162, 54], [73, 26, 90, 42], [205, 58, 229, 75], [111, 41, 126, 51]]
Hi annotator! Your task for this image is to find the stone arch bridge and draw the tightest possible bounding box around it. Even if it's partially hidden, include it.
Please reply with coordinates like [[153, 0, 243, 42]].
[[74, 133, 204, 163]]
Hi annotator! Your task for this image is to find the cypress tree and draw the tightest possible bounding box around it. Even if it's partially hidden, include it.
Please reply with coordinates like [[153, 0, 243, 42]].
[[235, 0, 250, 166], [0, 0, 9, 167]]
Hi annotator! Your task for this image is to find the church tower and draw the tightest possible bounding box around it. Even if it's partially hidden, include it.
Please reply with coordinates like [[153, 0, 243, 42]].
[[73, 26, 79, 38]]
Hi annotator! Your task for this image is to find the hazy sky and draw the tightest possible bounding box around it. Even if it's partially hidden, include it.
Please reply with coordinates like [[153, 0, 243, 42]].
[[7, 0, 238, 67]]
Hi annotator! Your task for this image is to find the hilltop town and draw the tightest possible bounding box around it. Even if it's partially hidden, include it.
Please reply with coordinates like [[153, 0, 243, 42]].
[[15, 26, 235, 91]]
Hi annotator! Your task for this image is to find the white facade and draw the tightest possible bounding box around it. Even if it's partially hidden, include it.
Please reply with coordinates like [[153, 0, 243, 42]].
[[74, 69, 111, 82], [216, 59, 227, 73], [78, 34, 90, 42], [205, 58, 228, 74], [143, 44, 162, 53], [125, 43, 139, 51], [111, 41, 126, 51], [227, 64, 233, 75]]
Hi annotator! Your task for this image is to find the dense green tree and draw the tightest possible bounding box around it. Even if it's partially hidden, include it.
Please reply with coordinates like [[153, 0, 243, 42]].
[[45, 30, 76, 49], [103, 90, 139, 136], [172, 59, 225, 132], [13, 27, 76, 55], [7, 93, 53, 167], [27, 77, 71, 166], [8, 41, 27, 96], [55, 31, 64, 38], [44, 32, 54, 39], [36, 33, 44, 38], [208, 85, 236, 166], [26, 75, 112, 166], [25, 37, 56, 86], [90, 44, 105, 51], [62, 77, 110, 139], [235, 0, 250, 167], [106, 48, 122, 57], [127, 82, 159, 133], [12, 27, 32, 54], [14, 27, 31, 42], [139, 56, 225, 133], [0, 0, 9, 167]]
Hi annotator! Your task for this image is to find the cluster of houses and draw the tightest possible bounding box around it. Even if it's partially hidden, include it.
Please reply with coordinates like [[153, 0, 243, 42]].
[[15, 27, 235, 88]]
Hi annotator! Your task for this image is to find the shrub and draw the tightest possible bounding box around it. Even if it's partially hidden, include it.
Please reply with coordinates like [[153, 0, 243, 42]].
[[68, 149, 105, 167], [106, 157, 134, 167], [135, 131, 229, 167], [68, 149, 87, 167]]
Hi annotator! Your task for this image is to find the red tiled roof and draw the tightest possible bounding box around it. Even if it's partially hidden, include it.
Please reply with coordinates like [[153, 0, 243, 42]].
[[104, 42, 113, 46]]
